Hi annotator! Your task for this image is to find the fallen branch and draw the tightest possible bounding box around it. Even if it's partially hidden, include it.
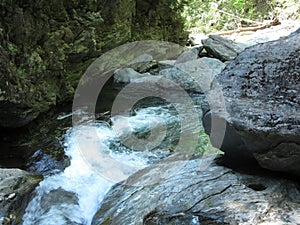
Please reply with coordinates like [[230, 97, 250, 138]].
[[211, 18, 281, 36], [218, 9, 264, 26]]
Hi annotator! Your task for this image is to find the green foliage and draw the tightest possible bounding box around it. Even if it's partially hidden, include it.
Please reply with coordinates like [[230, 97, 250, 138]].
[[7, 42, 18, 54], [182, 0, 275, 33], [196, 129, 223, 155], [17, 67, 25, 76]]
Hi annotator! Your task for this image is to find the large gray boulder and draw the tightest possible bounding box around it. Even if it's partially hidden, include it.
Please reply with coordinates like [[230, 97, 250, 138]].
[[92, 155, 300, 225], [159, 57, 225, 93], [203, 32, 300, 176]]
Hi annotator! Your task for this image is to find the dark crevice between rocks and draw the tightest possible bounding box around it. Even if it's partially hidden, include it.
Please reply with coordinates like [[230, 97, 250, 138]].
[[0, 102, 72, 175], [215, 155, 300, 187], [247, 183, 267, 191], [197, 214, 229, 225], [203, 107, 300, 183], [215, 153, 263, 174], [143, 210, 230, 225], [143, 211, 200, 225], [186, 184, 232, 213]]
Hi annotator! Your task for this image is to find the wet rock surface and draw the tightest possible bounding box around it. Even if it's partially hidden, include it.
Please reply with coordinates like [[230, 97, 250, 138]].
[[92, 156, 300, 225], [0, 169, 41, 224], [0, 104, 71, 174], [203, 32, 300, 176]]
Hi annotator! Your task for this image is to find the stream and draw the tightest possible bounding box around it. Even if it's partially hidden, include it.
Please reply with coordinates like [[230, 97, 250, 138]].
[[22, 97, 206, 225]]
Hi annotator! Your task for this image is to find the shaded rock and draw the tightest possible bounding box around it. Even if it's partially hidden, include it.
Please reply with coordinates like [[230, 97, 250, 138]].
[[0, 104, 72, 173], [126, 54, 158, 73], [0, 169, 41, 224], [201, 35, 247, 62], [0, 0, 188, 128], [159, 57, 225, 93], [91, 156, 300, 225], [175, 50, 199, 64], [158, 67, 201, 93], [203, 32, 300, 176]]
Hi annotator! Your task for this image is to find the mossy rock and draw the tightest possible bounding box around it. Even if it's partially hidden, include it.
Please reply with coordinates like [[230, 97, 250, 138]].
[[0, 169, 42, 225], [0, 0, 188, 128]]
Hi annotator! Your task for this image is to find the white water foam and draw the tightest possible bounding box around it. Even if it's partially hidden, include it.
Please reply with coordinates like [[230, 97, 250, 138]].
[[22, 106, 177, 225]]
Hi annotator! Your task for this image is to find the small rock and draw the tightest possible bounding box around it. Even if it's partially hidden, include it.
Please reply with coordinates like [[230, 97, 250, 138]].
[[127, 54, 156, 72], [175, 50, 198, 64], [114, 68, 151, 83], [202, 35, 247, 61], [7, 193, 16, 200]]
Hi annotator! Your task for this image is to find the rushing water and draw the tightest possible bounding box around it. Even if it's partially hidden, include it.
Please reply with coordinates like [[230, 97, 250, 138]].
[[22, 103, 186, 225]]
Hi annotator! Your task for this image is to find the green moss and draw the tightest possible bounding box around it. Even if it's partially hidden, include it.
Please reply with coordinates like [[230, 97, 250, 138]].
[[17, 67, 25, 76], [7, 42, 18, 54], [0, 0, 189, 127], [54, 129, 62, 138], [101, 217, 111, 225], [195, 129, 224, 156]]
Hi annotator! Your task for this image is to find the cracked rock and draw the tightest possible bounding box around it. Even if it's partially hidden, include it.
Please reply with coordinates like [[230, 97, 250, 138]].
[[91, 156, 300, 225]]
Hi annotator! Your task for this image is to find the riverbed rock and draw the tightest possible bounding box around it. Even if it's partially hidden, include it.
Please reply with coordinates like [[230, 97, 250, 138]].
[[0, 169, 41, 224], [202, 32, 300, 176], [201, 35, 247, 62], [0, 0, 188, 128], [159, 57, 225, 93], [114, 68, 152, 83], [92, 155, 300, 225]]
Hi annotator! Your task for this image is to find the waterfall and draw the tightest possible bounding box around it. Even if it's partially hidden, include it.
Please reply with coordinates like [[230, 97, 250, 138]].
[[22, 104, 179, 225]]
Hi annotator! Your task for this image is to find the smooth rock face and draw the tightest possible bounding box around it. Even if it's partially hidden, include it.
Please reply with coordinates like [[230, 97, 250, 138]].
[[203, 33, 300, 176], [0, 169, 41, 224], [159, 57, 225, 93], [0, 0, 187, 127], [202, 35, 247, 62], [92, 156, 300, 225]]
